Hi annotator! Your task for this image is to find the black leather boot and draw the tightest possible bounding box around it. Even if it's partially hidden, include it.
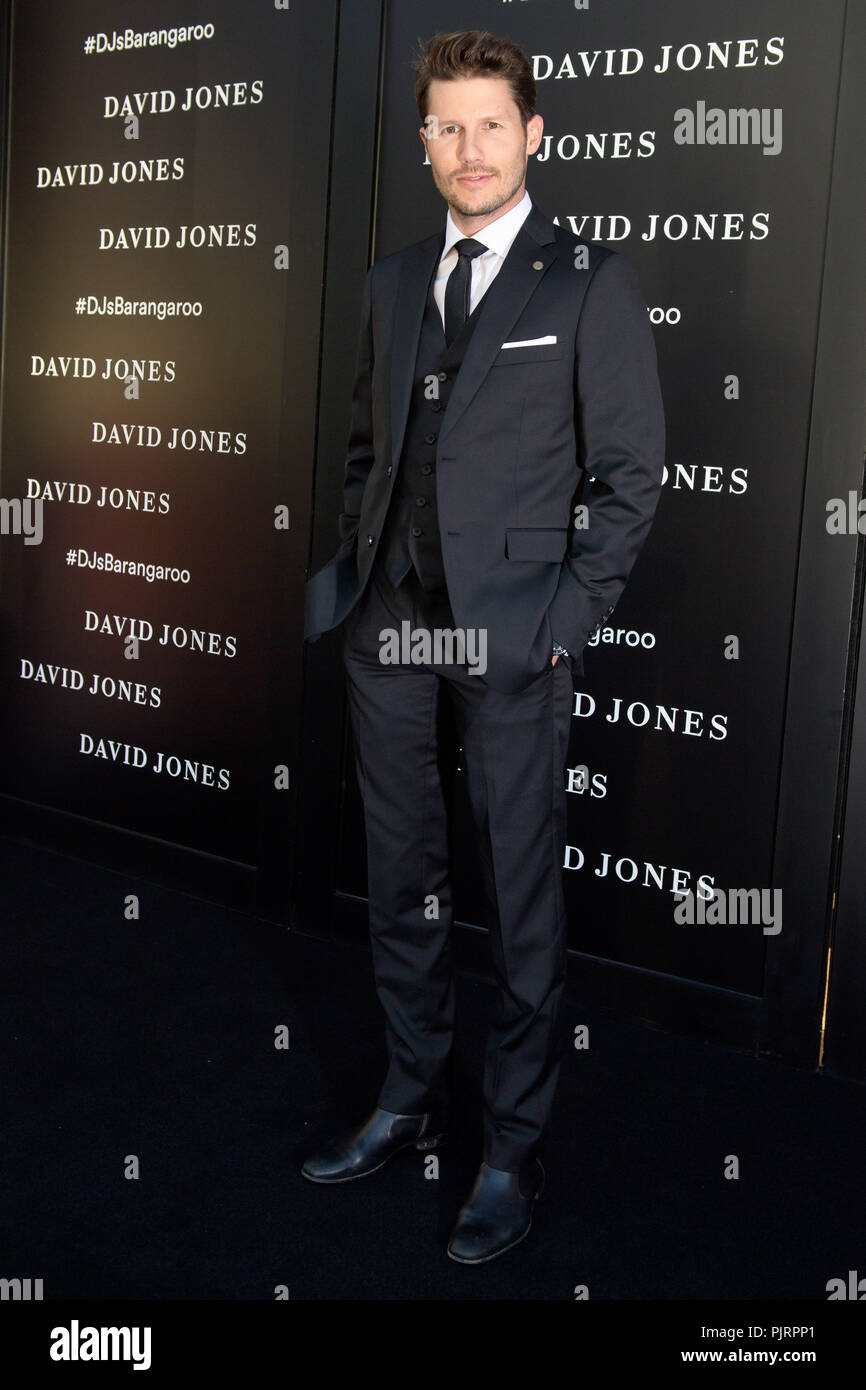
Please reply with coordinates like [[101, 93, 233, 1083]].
[[447, 1158, 545, 1263], [301, 1106, 446, 1183]]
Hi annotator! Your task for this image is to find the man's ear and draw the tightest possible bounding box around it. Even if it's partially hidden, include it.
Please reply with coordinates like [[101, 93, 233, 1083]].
[[526, 113, 544, 156]]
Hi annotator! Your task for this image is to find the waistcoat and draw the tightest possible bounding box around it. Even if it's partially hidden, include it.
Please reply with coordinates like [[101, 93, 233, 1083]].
[[378, 260, 491, 591]]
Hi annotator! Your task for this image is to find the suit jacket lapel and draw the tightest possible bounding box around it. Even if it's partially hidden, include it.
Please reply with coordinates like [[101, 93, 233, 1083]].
[[389, 230, 444, 472], [386, 204, 558, 466], [438, 204, 557, 449]]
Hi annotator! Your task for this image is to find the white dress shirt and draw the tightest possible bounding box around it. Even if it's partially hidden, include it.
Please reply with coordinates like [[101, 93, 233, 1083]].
[[433, 189, 532, 329]]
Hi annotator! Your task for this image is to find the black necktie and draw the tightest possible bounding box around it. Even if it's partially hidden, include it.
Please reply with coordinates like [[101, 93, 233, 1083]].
[[444, 238, 487, 346]]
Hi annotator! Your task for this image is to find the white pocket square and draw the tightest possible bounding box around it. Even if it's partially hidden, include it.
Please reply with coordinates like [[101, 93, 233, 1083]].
[[500, 335, 557, 349]]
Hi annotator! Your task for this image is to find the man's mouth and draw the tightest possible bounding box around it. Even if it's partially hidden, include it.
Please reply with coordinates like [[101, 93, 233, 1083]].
[[457, 173, 492, 186]]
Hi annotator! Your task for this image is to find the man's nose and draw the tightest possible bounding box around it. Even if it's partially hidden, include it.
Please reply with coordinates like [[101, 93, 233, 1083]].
[[456, 130, 484, 164]]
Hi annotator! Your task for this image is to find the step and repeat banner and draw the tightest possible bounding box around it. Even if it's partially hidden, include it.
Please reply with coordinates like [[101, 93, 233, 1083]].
[[337, 0, 846, 996], [0, 0, 336, 862], [0, 0, 850, 994]]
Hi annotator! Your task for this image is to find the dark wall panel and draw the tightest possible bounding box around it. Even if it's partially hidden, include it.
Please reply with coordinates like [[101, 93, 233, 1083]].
[[0, 0, 337, 894]]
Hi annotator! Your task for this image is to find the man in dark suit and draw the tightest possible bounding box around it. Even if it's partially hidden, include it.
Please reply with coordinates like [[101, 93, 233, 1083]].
[[301, 30, 665, 1263]]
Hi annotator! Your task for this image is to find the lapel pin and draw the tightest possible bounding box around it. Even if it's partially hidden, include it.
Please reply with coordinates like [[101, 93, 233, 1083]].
[[532, 260, 544, 270]]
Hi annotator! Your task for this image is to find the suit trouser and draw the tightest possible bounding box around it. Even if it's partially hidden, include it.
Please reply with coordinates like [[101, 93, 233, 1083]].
[[341, 559, 575, 1173]]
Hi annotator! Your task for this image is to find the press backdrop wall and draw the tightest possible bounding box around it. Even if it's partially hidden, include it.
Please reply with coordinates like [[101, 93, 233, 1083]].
[[1, 0, 864, 1077]]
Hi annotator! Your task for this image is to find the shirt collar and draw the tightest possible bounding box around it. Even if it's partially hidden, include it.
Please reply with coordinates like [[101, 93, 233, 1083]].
[[441, 189, 532, 262]]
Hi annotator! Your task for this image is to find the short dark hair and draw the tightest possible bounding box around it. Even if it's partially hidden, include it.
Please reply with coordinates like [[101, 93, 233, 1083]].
[[414, 30, 536, 129]]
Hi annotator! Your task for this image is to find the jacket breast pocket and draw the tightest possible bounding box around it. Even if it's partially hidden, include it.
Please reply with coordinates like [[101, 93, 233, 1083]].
[[505, 527, 568, 562], [493, 342, 564, 366]]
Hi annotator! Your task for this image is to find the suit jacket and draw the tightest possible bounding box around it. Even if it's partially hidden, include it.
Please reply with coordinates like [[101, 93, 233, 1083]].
[[304, 201, 665, 693]]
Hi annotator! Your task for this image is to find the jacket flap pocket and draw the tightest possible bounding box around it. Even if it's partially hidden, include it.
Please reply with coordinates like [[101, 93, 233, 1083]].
[[505, 527, 568, 561]]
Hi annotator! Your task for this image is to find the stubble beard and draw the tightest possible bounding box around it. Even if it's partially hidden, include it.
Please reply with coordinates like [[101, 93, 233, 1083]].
[[436, 155, 528, 221]]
